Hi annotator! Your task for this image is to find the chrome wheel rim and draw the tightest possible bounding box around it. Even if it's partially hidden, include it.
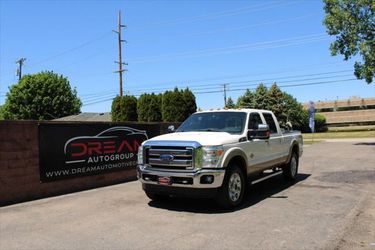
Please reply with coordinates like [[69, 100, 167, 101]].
[[228, 173, 242, 202], [290, 156, 297, 177]]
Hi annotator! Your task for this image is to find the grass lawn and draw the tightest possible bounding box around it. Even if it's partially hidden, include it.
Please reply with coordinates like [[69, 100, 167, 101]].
[[303, 140, 323, 145], [303, 130, 375, 140]]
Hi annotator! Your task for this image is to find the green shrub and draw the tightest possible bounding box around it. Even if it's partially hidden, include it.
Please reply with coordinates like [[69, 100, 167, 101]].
[[111, 95, 137, 122], [162, 88, 197, 122], [137, 93, 162, 122], [314, 113, 328, 132], [301, 112, 328, 133]]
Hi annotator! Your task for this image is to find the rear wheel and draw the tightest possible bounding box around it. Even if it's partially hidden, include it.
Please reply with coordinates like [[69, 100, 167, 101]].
[[283, 151, 298, 181], [216, 165, 245, 208]]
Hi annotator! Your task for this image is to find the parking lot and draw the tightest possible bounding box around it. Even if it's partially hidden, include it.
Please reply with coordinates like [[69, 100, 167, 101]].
[[1, 139, 374, 250]]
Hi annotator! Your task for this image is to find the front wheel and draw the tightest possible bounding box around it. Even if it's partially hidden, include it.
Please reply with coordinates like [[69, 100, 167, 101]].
[[283, 152, 298, 181], [216, 165, 245, 209]]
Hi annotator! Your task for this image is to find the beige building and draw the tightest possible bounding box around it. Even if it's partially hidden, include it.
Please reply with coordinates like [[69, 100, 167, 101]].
[[303, 97, 375, 126]]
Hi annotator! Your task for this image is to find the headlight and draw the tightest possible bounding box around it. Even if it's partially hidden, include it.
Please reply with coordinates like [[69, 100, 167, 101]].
[[195, 146, 224, 169], [137, 146, 143, 165]]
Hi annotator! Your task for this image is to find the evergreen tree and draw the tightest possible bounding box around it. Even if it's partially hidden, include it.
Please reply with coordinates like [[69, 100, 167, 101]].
[[253, 84, 270, 110], [226, 97, 236, 108], [162, 87, 197, 122], [162, 88, 186, 122], [111, 95, 138, 122], [137, 93, 162, 122], [236, 83, 309, 131], [182, 88, 197, 117], [237, 89, 255, 108], [267, 83, 286, 126]]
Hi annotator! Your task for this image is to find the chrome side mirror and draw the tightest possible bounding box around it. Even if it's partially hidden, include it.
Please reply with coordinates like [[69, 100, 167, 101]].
[[247, 124, 270, 140], [168, 125, 175, 133]]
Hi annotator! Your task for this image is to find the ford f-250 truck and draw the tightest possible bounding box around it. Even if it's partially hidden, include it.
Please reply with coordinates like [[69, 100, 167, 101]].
[[137, 109, 303, 208]]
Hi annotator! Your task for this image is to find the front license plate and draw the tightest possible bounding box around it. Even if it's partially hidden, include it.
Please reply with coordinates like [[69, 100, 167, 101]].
[[158, 176, 171, 185]]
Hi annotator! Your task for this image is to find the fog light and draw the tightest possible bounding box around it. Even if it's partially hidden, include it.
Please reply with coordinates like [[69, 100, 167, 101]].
[[200, 175, 214, 184]]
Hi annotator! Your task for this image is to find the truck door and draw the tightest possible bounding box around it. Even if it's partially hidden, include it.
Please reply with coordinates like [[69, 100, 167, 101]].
[[245, 112, 269, 173], [262, 112, 285, 164]]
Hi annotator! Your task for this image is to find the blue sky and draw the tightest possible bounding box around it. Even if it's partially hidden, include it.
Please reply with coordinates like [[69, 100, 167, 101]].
[[1, 0, 374, 112]]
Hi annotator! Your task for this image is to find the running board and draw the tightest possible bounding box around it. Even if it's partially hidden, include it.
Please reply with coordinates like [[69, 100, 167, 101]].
[[251, 170, 282, 185]]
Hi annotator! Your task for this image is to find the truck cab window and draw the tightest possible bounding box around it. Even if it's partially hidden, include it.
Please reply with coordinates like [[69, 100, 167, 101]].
[[262, 113, 278, 134], [248, 113, 263, 130]]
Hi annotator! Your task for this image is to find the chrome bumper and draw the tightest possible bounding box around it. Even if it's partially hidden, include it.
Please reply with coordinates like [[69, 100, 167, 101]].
[[137, 165, 226, 188]]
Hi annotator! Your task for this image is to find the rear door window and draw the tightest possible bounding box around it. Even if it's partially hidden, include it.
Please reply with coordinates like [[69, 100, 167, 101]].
[[262, 113, 278, 134]]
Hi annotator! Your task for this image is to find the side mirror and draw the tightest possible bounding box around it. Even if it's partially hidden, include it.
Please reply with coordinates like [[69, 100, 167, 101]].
[[247, 124, 270, 140], [167, 125, 175, 133]]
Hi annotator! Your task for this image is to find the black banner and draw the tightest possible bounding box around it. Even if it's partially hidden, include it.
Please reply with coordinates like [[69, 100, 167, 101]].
[[38, 123, 160, 182]]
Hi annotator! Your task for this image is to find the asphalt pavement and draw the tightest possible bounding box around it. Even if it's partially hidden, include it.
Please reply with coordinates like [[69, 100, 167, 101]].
[[1, 139, 374, 250]]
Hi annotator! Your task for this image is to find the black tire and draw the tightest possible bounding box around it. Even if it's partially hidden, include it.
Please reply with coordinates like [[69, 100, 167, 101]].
[[283, 151, 298, 181], [145, 191, 168, 201], [216, 165, 245, 209]]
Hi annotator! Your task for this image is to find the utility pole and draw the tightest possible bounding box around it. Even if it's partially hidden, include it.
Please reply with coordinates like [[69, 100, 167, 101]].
[[16, 58, 26, 81], [223, 84, 228, 108], [113, 10, 127, 96]]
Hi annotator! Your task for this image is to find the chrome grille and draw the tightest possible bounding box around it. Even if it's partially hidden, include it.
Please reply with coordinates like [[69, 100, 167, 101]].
[[146, 146, 194, 170]]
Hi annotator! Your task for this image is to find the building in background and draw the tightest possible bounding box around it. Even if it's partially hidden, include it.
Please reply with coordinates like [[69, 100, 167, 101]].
[[303, 97, 375, 127], [54, 112, 111, 122]]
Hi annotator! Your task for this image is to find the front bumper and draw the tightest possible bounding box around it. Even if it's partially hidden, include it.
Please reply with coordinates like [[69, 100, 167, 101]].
[[137, 165, 226, 188]]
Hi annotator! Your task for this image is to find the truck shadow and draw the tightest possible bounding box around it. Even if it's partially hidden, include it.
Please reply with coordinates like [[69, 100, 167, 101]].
[[147, 173, 310, 214]]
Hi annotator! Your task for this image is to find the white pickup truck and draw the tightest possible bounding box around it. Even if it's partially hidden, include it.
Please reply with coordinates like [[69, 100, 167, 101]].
[[137, 109, 303, 208]]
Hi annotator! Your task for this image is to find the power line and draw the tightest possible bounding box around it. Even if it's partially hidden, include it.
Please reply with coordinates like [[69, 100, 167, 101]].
[[131, 1, 298, 30], [124, 62, 349, 89], [123, 69, 354, 94], [27, 31, 112, 68], [81, 77, 360, 107], [128, 33, 328, 64], [79, 68, 353, 100], [194, 78, 359, 95], [130, 13, 319, 44]]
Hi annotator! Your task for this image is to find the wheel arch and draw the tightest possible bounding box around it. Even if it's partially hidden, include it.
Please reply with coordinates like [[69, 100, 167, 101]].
[[222, 148, 248, 181], [287, 141, 300, 163]]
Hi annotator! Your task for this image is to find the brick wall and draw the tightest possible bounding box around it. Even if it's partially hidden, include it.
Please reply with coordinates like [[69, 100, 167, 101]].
[[0, 120, 179, 206]]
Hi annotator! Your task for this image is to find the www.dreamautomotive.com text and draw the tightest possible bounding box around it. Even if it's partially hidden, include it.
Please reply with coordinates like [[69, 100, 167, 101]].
[[45, 161, 137, 178]]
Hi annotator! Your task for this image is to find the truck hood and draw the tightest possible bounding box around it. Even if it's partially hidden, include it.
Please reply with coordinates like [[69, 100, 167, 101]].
[[147, 132, 242, 146]]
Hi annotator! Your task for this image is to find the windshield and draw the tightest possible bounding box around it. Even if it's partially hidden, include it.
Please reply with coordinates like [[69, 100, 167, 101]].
[[177, 112, 247, 134]]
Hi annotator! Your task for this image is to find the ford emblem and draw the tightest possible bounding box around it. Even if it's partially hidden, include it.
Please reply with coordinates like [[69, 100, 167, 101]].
[[160, 154, 174, 162]]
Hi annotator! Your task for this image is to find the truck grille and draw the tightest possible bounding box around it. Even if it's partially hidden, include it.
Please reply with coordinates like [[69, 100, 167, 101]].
[[146, 146, 194, 170]]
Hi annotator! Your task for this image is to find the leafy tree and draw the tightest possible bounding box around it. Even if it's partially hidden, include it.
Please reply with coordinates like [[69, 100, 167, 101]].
[[323, 0, 375, 83], [162, 87, 197, 122], [283, 93, 308, 131], [2, 71, 81, 120], [137, 93, 162, 122], [111, 95, 138, 122], [226, 97, 236, 108], [0, 105, 4, 120]]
